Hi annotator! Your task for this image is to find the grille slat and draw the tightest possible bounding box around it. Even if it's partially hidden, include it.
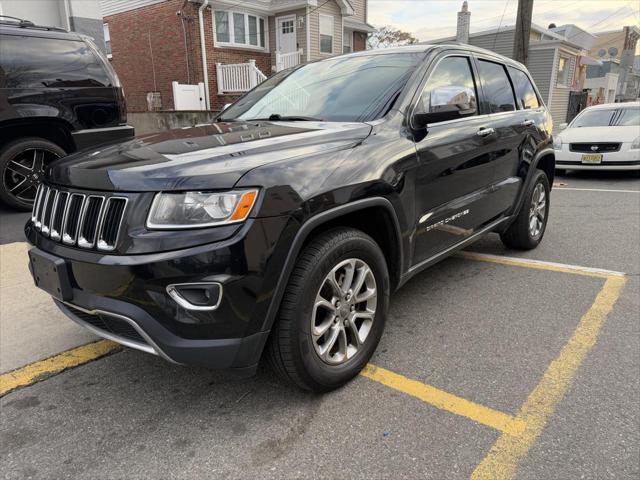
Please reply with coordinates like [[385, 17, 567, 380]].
[[62, 194, 85, 245], [41, 189, 58, 236], [35, 186, 51, 230], [32, 186, 127, 251], [97, 198, 127, 251], [31, 184, 44, 223], [78, 196, 105, 248], [50, 192, 69, 241]]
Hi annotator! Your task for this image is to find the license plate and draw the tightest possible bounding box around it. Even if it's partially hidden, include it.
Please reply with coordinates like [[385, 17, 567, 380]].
[[28, 248, 73, 301], [581, 153, 603, 164]]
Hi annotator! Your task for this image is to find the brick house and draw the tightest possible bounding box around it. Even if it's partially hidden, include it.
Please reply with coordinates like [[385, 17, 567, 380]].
[[100, 0, 373, 112]]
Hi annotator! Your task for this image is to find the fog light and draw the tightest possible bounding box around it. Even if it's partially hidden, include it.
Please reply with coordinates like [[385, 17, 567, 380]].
[[166, 283, 223, 311]]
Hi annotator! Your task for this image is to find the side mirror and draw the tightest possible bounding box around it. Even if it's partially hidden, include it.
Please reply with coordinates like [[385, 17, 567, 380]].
[[559, 123, 568, 130], [413, 86, 476, 128]]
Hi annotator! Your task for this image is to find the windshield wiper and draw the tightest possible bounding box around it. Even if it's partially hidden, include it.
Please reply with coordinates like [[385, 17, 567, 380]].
[[247, 114, 324, 122]]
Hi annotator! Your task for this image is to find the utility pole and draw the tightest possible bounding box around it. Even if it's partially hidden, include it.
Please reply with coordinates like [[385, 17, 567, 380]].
[[513, 0, 534, 65]]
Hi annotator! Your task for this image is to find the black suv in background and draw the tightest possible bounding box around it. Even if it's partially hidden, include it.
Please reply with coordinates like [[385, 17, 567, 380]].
[[26, 45, 555, 392], [0, 17, 133, 210]]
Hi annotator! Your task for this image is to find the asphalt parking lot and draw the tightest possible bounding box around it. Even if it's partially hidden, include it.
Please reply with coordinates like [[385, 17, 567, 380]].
[[1, 171, 639, 479]]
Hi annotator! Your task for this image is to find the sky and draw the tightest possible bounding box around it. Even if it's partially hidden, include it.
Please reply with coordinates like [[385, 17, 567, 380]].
[[368, 0, 640, 42]]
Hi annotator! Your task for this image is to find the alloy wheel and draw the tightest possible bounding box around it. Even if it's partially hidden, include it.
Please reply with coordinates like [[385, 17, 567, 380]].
[[529, 182, 547, 238], [311, 258, 377, 365], [2, 148, 60, 204]]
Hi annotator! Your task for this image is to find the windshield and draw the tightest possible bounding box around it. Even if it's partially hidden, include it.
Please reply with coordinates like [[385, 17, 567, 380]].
[[219, 53, 424, 123], [571, 107, 640, 128]]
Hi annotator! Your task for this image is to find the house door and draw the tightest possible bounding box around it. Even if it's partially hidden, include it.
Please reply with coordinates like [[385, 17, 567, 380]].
[[276, 15, 296, 53]]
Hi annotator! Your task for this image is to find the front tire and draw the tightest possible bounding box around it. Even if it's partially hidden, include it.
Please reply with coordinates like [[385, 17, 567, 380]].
[[0, 137, 66, 211], [266, 227, 389, 392], [500, 169, 550, 250]]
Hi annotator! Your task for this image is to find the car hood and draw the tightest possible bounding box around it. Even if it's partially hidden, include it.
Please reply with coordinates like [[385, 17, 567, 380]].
[[558, 125, 640, 144], [48, 121, 372, 191]]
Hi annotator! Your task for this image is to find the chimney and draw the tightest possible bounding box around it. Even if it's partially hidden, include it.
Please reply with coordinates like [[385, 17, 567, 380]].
[[456, 1, 471, 44]]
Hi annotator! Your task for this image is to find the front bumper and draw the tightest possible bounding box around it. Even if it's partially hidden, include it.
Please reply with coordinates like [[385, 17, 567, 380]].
[[26, 215, 297, 372], [555, 143, 640, 170], [55, 300, 269, 374]]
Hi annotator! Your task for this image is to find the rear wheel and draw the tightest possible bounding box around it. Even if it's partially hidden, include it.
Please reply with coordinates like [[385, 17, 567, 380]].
[[0, 138, 66, 211], [500, 169, 550, 250], [266, 227, 389, 392]]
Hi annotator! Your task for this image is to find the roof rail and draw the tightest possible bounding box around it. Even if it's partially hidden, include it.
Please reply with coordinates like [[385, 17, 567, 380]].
[[0, 15, 67, 32]]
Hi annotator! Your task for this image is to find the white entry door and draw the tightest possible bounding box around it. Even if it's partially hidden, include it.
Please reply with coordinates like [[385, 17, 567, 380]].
[[276, 15, 296, 53]]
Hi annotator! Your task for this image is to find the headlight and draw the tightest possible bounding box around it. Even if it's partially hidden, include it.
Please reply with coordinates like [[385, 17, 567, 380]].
[[631, 136, 640, 149], [147, 189, 258, 229], [552, 136, 562, 150]]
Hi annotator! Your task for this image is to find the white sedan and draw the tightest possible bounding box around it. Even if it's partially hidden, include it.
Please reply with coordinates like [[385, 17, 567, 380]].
[[553, 102, 640, 171]]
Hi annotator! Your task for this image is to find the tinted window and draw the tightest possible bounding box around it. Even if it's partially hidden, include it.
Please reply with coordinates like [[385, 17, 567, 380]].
[[507, 66, 540, 109], [0, 34, 111, 89], [419, 56, 477, 115], [477, 60, 516, 113], [614, 107, 640, 126], [221, 53, 423, 122]]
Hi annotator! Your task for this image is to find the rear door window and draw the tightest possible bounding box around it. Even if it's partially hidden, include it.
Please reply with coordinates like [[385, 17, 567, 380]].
[[0, 34, 111, 88], [613, 107, 640, 126], [507, 66, 540, 109], [477, 59, 517, 113]]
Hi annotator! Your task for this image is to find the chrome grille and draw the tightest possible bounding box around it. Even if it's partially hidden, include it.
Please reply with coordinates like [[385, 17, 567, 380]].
[[32, 185, 127, 251]]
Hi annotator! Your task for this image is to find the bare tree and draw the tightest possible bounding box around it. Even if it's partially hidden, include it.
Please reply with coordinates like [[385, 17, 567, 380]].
[[368, 26, 418, 49]]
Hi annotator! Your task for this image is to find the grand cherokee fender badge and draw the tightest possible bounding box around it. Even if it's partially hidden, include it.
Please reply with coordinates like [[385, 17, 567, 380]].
[[423, 209, 470, 232]]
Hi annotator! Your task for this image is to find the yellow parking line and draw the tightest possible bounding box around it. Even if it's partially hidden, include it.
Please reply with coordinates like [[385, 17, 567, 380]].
[[361, 364, 526, 436], [457, 251, 625, 279], [471, 275, 626, 480], [0, 340, 120, 397]]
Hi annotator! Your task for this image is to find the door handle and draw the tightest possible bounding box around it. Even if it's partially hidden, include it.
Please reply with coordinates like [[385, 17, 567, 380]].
[[521, 119, 535, 127], [476, 127, 495, 137]]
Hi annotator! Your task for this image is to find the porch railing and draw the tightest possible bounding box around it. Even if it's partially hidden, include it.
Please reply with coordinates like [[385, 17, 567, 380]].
[[216, 59, 267, 94], [275, 49, 303, 72]]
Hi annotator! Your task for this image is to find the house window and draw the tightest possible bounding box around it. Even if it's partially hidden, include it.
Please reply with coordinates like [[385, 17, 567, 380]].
[[103, 23, 111, 57], [557, 55, 570, 86], [214, 10, 266, 49], [343, 31, 353, 53], [319, 14, 334, 54], [215, 12, 230, 43]]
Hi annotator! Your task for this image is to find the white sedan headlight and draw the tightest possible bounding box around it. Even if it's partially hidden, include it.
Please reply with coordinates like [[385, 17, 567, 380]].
[[631, 136, 640, 149], [552, 136, 562, 150], [147, 189, 258, 229]]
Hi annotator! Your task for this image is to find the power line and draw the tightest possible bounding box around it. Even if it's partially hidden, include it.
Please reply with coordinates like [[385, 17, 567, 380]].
[[493, 0, 510, 50]]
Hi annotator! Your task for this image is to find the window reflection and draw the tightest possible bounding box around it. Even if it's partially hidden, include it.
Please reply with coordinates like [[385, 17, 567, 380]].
[[0, 35, 111, 88], [477, 60, 516, 113], [222, 53, 423, 122]]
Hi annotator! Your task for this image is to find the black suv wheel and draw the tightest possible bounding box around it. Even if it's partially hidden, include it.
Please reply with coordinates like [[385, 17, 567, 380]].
[[0, 137, 66, 211], [266, 227, 389, 392], [500, 169, 550, 250]]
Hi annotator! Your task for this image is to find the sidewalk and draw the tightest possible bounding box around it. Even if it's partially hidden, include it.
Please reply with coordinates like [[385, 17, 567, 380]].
[[0, 242, 96, 373]]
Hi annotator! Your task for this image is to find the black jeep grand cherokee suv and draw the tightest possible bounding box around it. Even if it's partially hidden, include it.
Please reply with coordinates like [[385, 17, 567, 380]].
[[26, 45, 555, 392]]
